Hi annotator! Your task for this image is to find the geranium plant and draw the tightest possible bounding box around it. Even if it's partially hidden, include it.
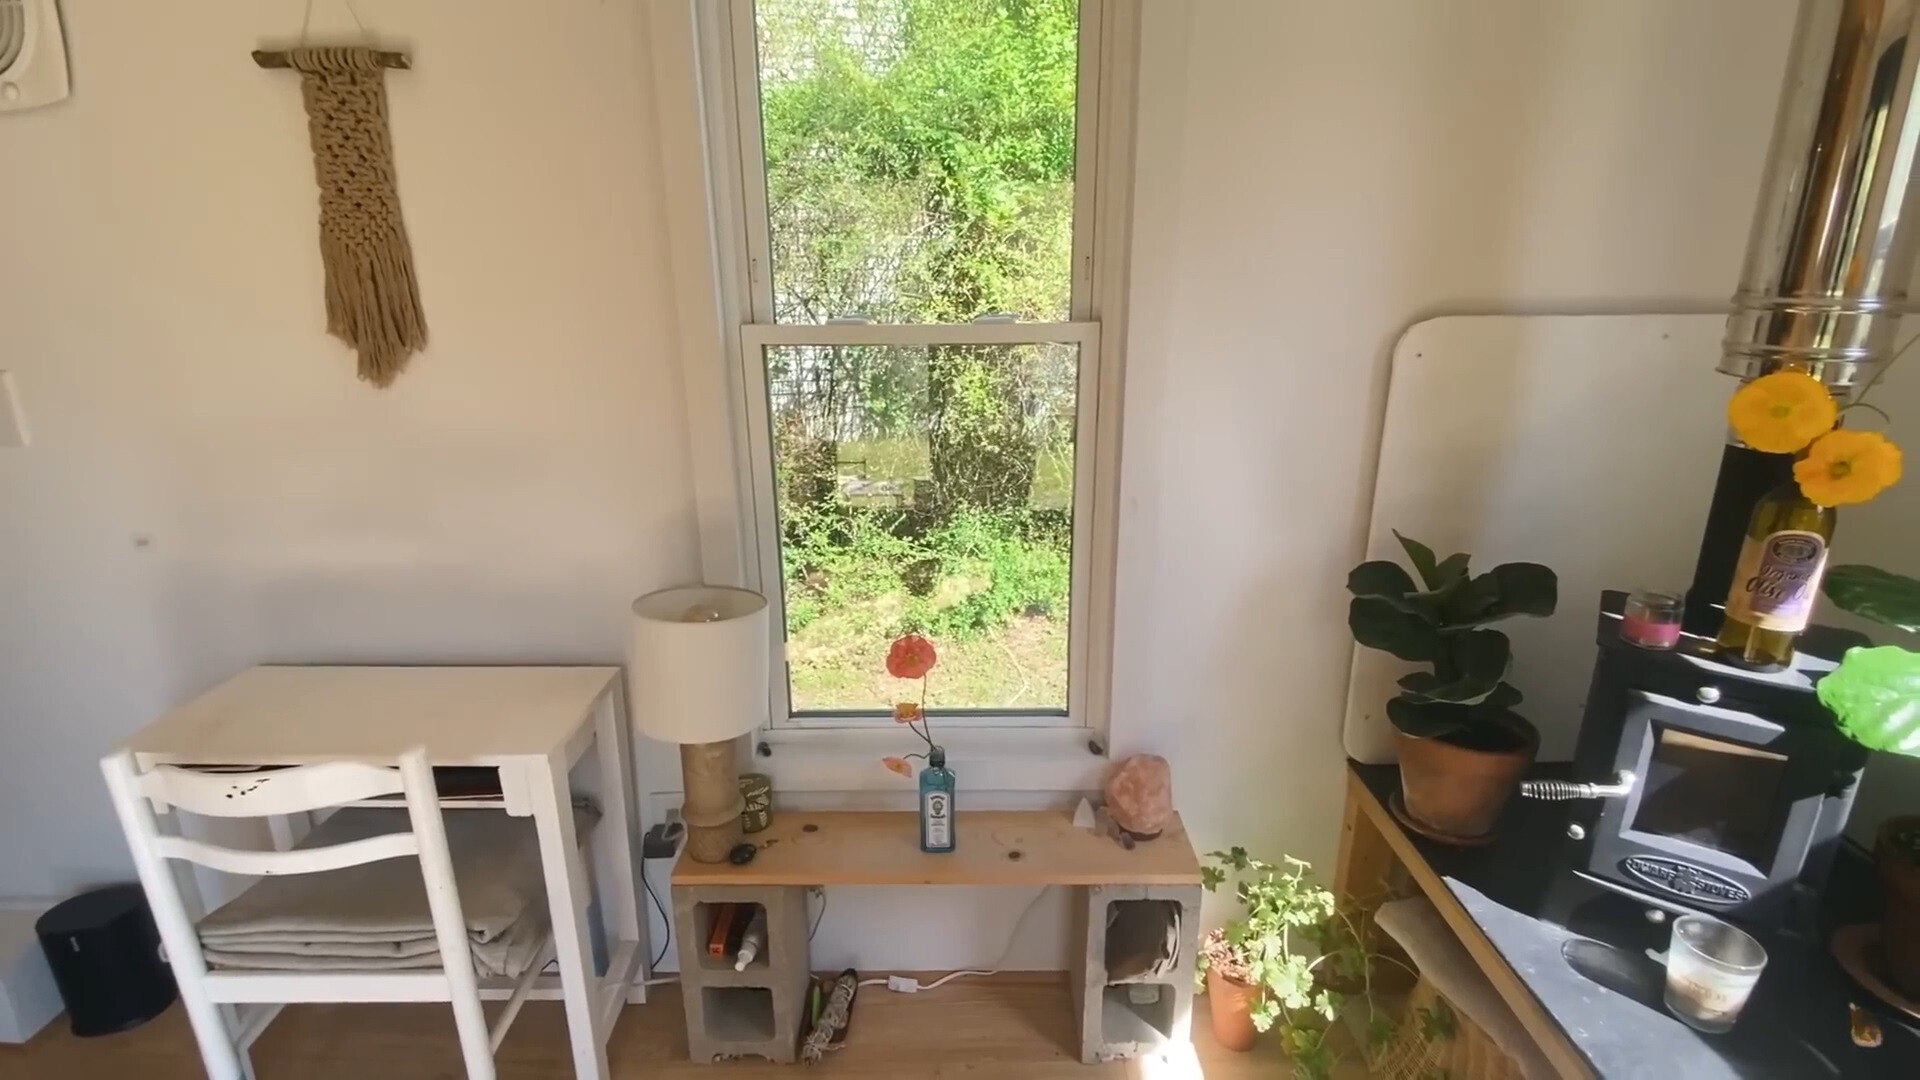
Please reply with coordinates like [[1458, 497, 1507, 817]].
[[881, 632, 941, 777], [1198, 848, 1416, 1079]]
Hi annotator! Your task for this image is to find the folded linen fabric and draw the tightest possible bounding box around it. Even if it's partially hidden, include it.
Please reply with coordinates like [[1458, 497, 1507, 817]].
[[1373, 896, 1558, 1080], [197, 803, 598, 978]]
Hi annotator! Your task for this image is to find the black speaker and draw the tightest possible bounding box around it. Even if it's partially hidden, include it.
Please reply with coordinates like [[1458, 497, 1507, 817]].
[[36, 884, 176, 1036]]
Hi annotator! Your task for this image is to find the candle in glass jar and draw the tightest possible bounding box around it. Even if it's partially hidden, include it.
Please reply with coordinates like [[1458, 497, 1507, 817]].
[[1622, 590, 1684, 650]]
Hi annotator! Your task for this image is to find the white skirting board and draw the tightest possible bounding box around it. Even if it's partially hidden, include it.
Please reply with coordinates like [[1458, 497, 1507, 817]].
[[1344, 313, 1730, 764], [0, 902, 64, 1043]]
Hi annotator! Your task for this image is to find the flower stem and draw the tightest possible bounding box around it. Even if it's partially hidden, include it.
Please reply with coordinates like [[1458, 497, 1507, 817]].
[[1839, 400, 1893, 426], [917, 676, 935, 750], [1851, 327, 1920, 411]]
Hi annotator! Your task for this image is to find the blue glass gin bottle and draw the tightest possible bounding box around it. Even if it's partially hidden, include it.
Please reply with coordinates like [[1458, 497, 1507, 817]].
[[919, 747, 956, 853]]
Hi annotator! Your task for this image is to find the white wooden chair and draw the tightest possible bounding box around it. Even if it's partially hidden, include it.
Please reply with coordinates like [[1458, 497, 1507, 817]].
[[101, 747, 542, 1080]]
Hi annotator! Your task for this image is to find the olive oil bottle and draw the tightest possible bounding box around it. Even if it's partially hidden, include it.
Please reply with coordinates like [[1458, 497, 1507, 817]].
[[1714, 483, 1836, 670]]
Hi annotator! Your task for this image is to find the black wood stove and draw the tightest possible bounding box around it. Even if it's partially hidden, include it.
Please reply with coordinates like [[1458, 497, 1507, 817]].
[[1526, 592, 1871, 934]]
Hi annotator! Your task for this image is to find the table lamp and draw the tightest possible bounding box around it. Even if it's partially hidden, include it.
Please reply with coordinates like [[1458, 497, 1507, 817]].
[[628, 585, 770, 863]]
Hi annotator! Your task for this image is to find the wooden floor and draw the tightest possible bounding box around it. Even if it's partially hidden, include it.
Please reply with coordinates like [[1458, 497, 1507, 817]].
[[0, 974, 1305, 1079]]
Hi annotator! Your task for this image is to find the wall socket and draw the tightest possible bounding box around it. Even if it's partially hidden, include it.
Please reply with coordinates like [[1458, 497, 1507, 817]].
[[0, 372, 28, 448]]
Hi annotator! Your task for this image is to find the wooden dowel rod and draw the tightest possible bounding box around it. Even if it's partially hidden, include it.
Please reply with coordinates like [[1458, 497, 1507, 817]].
[[252, 49, 411, 70]]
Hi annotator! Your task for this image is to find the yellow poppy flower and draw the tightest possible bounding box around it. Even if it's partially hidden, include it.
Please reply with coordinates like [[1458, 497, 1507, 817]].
[[1727, 371, 1838, 453], [1795, 429, 1904, 506], [893, 702, 923, 724], [881, 756, 914, 778]]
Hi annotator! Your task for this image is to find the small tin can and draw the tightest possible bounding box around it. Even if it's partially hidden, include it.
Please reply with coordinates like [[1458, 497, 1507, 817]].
[[739, 772, 773, 834]]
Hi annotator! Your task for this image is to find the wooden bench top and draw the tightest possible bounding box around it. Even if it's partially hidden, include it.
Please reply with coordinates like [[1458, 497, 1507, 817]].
[[672, 810, 1202, 888]]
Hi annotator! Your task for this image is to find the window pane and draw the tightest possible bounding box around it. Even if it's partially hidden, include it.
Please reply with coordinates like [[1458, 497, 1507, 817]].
[[768, 341, 1077, 713], [752, 0, 1080, 324]]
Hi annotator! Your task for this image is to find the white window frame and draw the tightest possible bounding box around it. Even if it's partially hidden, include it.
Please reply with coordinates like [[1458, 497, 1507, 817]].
[[666, 0, 1138, 782]]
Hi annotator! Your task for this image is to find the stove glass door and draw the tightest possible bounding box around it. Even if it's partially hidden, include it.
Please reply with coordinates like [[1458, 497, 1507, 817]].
[[1629, 727, 1789, 866]]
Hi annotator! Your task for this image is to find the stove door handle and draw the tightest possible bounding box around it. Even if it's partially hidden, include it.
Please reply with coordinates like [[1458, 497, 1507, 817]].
[[1519, 771, 1636, 801]]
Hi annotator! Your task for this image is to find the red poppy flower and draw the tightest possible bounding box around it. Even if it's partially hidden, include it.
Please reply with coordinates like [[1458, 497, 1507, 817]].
[[885, 633, 938, 680], [881, 756, 914, 778]]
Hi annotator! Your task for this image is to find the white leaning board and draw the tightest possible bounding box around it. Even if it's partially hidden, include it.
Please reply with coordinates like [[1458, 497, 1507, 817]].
[[1344, 313, 1730, 764]]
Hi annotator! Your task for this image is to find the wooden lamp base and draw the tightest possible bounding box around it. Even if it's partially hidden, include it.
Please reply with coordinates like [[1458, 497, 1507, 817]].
[[680, 740, 745, 863]]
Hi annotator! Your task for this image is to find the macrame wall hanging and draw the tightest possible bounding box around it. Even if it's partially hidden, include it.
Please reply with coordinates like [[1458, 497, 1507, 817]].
[[256, 16, 426, 388]]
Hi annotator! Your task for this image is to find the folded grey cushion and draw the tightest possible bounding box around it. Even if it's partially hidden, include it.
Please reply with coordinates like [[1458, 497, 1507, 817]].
[[197, 804, 597, 978], [1105, 899, 1182, 982]]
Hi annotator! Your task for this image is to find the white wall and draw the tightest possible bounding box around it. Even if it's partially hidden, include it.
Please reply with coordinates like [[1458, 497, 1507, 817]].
[[0, 1, 697, 893], [1114, 0, 1917, 882], [10, 0, 1876, 974], [1108, 0, 1798, 883]]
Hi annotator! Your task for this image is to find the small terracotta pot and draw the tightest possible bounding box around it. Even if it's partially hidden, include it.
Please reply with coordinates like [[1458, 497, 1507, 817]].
[[1395, 720, 1538, 843], [1876, 816, 1920, 998], [1206, 967, 1261, 1052]]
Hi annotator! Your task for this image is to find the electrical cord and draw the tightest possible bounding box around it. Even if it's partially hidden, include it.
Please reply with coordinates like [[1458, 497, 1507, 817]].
[[861, 884, 1053, 992], [809, 888, 827, 942], [531, 847, 674, 978], [644, 866, 671, 969], [534, 869, 670, 976], [980, 883, 1053, 973], [919, 968, 996, 991]]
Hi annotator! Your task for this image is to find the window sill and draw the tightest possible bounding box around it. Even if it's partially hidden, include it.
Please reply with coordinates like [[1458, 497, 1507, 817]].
[[751, 725, 1108, 794]]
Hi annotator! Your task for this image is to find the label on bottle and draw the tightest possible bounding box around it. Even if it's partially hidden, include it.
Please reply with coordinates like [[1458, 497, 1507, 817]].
[[1725, 529, 1828, 632], [923, 790, 952, 849]]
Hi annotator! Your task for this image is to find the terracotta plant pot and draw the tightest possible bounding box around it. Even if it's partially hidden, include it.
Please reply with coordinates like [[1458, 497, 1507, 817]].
[[1877, 816, 1920, 998], [1206, 966, 1262, 1052], [1394, 720, 1539, 843]]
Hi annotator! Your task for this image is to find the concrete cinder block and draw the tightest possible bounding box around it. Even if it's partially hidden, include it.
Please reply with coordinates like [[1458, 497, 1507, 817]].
[[672, 884, 811, 1063], [1069, 882, 1202, 1064]]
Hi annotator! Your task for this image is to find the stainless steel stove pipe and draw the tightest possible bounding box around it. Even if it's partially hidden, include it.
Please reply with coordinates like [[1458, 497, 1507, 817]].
[[1688, 0, 1920, 635], [1722, 0, 1920, 391]]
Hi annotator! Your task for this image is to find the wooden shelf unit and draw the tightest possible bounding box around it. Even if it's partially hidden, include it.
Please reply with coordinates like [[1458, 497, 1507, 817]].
[[670, 809, 1202, 1065]]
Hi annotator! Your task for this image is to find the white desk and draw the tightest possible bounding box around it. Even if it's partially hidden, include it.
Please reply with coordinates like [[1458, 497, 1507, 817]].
[[116, 665, 646, 1079]]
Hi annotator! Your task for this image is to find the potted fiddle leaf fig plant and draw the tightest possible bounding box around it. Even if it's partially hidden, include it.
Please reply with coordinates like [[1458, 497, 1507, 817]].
[[1817, 564, 1920, 997], [1348, 532, 1558, 843]]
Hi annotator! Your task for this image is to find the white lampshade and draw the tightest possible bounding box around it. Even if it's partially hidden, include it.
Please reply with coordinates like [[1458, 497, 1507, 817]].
[[627, 585, 770, 745]]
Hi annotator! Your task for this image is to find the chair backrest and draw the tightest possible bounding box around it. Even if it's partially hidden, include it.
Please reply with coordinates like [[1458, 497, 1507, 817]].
[[104, 749, 444, 878], [102, 746, 498, 1076]]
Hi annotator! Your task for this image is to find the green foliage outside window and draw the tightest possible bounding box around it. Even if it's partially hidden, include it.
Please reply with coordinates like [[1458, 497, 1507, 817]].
[[755, 0, 1082, 711]]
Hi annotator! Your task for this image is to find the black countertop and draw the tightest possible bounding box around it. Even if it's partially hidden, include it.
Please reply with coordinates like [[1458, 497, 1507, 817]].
[[1352, 762, 1919, 1078]]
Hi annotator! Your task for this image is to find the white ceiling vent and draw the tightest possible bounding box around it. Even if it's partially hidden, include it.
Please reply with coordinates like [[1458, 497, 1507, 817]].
[[0, 0, 70, 113]]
